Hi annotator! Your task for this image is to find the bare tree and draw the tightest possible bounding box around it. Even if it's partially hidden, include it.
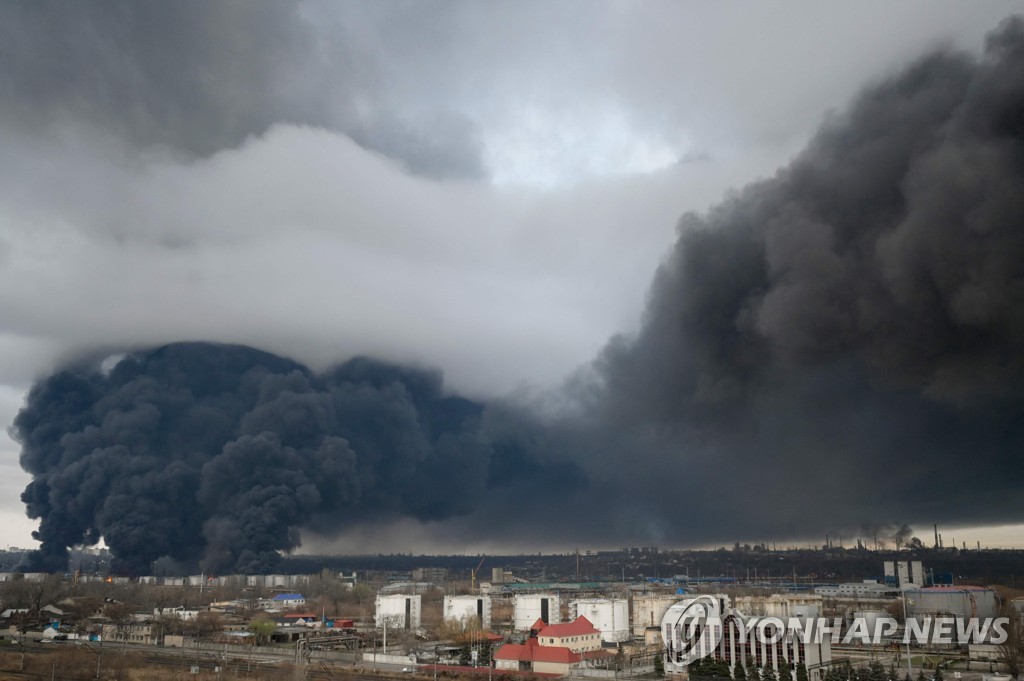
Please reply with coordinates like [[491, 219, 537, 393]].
[[194, 611, 224, 639], [103, 601, 136, 643], [65, 596, 103, 638]]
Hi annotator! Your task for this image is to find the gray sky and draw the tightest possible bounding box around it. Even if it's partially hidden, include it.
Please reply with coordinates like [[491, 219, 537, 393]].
[[2, 1, 1023, 553]]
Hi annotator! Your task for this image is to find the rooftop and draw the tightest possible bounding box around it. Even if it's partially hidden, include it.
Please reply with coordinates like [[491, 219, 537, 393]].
[[495, 639, 581, 664], [537, 616, 599, 639]]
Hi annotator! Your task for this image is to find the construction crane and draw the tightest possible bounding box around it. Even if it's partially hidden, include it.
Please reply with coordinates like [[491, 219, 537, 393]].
[[471, 556, 486, 592]]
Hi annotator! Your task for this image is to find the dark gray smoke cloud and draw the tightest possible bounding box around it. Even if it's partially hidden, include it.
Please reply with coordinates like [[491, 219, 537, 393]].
[[14, 343, 581, 574], [12, 17, 1024, 564], [0, 0, 485, 179], [585, 15, 1024, 540]]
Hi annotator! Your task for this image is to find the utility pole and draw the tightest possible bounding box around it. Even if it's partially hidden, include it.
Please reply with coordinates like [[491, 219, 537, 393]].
[[899, 562, 912, 681]]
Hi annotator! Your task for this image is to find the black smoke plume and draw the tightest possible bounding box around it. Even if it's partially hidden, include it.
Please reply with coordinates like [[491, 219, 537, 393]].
[[14, 343, 580, 574], [13, 17, 1024, 566], [584, 16, 1024, 540]]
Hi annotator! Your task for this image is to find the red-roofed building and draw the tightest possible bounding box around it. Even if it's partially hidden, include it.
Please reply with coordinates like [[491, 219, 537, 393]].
[[494, 616, 604, 676], [535, 616, 601, 653], [495, 638, 582, 675]]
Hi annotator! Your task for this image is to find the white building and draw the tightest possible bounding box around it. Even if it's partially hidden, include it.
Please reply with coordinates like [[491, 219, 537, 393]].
[[376, 594, 422, 630], [514, 593, 561, 630], [443, 595, 491, 629], [269, 593, 306, 610], [814, 581, 899, 599], [884, 561, 925, 587], [569, 598, 629, 642], [662, 596, 831, 681], [154, 606, 200, 621]]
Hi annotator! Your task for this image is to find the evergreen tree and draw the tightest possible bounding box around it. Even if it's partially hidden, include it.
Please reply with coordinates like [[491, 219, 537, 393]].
[[735, 661, 746, 681], [797, 663, 809, 681], [746, 658, 759, 681], [868, 660, 887, 681], [778, 659, 793, 681], [763, 664, 779, 681], [654, 654, 665, 678], [933, 668, 943, 681]]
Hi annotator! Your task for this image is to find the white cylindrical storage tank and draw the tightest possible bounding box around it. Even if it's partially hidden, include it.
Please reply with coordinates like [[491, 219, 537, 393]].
[[908, 587, 998, 619], [514, 593, 561, 630], [632, 594, 681, 637], [444, 595, 492, 630], [853, 610, 886, 637], [570, 598, 630, 643], [792, 603, 820, 620], [376, 594, 422, 630]]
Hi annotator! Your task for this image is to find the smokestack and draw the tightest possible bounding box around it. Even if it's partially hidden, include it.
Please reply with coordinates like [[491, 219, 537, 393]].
[[934, 524, 939, 549]]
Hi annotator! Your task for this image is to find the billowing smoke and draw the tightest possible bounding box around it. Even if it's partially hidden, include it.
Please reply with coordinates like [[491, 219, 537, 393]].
[[585, 16, 1024, 538], [12, 17, 1024, 568], [14, 343, 580, 574]]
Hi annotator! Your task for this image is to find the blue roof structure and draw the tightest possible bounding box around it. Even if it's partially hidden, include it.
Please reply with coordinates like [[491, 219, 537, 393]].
[[272, 593, 305, 600]]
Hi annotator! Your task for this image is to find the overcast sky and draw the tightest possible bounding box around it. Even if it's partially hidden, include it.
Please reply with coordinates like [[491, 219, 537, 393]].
[[2, 1, 1023, 554]]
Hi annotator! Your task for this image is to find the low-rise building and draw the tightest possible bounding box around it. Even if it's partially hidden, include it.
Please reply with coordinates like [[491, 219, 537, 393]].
[[494, 639, 586, 676], [663, 596, 832, 681], [495, 618, 605, 677], [814, 581, 899, 599], [101, 621, 159, 645], [534, 616, 602, 654], [259, 593, 307, 610], [154, 606, 200, 621]]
